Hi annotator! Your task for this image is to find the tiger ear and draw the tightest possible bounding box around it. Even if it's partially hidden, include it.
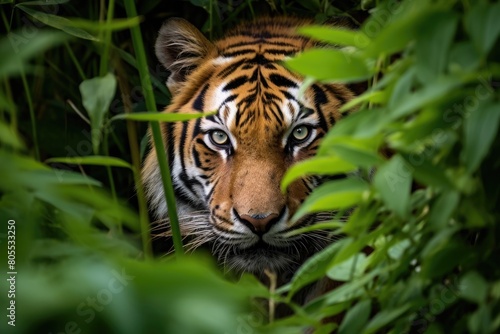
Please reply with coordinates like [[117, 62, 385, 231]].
[[155, 18, 216, 94]]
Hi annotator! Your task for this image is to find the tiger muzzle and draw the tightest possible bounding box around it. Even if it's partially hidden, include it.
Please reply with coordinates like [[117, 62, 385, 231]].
[[234, 209, 284, 235]]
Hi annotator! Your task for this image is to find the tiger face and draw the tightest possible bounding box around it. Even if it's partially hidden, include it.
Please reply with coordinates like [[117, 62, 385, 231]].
[[143, 17, 353, 277]]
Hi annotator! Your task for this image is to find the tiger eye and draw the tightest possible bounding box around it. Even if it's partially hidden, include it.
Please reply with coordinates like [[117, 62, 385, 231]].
[[210, 130, 229, 146], [292, 125, 310, 142]]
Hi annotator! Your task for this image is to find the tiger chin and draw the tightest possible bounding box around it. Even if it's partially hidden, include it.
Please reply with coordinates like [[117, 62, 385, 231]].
[[142, 17, 354, 298]]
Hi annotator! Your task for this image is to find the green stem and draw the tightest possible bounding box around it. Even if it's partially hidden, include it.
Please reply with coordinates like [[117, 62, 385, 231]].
[[100, 0, 115, 76], [64, 42, 86, 81], [102, 130, 117, 199], [117, 67, 152, 261], [2, 79, 16, 127], [97, 0, 118, 226], [123, 0, 184, 256], [20, 66, 39, 160]]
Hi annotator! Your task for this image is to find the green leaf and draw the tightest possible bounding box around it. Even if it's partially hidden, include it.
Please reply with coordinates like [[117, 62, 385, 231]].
[[46, 156, 132, 169], [14, 0, 70, 5], [59, 17, 141, 32], [459, 271, 488, 304], [362, 5, 436, 58], [428, 191, 460, 229], [464, 2, 500, 55], [388, 67, 415, 110], [449, 41, 480, 72], [373, 155, 412, 219], [283, 221, 345, 238], [364, 305, 411, 334], [286, 49, 371, 82], [0, 31, 67, 78], [415, 12, 458, 83], [342, 204, 378, 236], [322, 108, 390, 139], [462, 102, 500, 173], [0, 122, 24, 149], [421, 226, 459, 258], [338, 299, 371, 334], [421, 239, 470, 279], [288, 240, 344, 297], [387, 107, 453, 151], [298, 26, 371, 48], [320, 137, 384, 168], [333, 226, 385, 266], [339, 91, 388, 112], [291, 178, 369, 222], [327, 252, 367, 282], [389, 76, 461, 120], [324, 268, 384, 304], [79, 73, 117, 153], [281, 156, 357, 192], [16, 5, 99, 41], [112, 111, 216, 122], [387, 239, 411, 260], [468, 304, 491, 334], [401, 155, 454, 190]]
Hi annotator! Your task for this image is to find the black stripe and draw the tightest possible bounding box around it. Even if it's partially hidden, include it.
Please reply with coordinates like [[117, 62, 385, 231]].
[[192, 84, 209, 111], [178, 171, 200, 198], [224, 40, 298, 50], [269, 74, 297, 88], [323, 84, 348, 105], [312, 84, 328, 104], [266, 101, 283, 123], [235, 109, 242, 127], [264, 48, 297, 56], [221, 49, 255, 57], [173, 184, 196, 204], [281, 89, 296, 101], [205, 183, 216, 203], [218, 59, 246, 78], [224, 94, 237, 104], [236, 31, 305, 40], [251, 53, 270, 65], [178, 122, 189, 172], [264, 92, 279, 101], [165, 123, 175, 170], [192, 118, 202, 140], [223, 76, 248, 91], [239, 110, 256, 128], [312, 84, 329, 131], [299, 107, 315, 119]]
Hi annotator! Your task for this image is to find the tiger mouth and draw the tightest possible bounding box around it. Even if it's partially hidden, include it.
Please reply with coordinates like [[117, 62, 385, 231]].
[[216, 237, 323, 275], [152, 211, 336, 274], [236, 239, 288, 252]]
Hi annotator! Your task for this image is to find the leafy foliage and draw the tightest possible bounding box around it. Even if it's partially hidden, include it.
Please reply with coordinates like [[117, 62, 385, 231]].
[[1, 0, 499, 333]]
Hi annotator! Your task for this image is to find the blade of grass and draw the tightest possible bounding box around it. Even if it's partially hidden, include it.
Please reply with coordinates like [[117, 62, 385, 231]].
[[115, 55, 152, 262], [98, 0, 118, 232], [45, 155, 132, 168], [99, 0, 114, 76], [123, 0, 184, 257], [110, 111, 215, 122], [21, 65, 39, 160], [64, 42, 86, 80]]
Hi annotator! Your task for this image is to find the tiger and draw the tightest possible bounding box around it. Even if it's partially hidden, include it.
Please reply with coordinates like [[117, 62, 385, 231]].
[[142, 16, 354, 299]]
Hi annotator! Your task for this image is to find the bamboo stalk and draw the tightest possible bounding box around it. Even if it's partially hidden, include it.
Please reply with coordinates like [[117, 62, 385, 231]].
[[123, 0, 184, 256]]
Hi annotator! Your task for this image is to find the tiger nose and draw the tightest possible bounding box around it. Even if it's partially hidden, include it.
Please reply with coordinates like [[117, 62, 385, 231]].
[[236, 211, 280, 234]]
